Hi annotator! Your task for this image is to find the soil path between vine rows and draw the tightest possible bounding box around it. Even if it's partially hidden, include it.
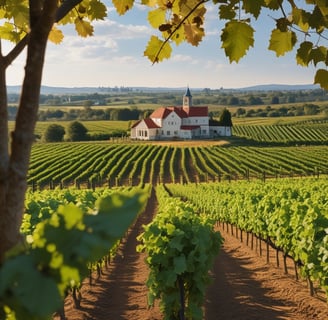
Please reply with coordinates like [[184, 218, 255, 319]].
[[61, 189, 328, 320]]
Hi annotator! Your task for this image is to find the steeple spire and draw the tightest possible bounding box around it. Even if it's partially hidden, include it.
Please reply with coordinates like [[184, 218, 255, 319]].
[[183, 87, 192, 108]]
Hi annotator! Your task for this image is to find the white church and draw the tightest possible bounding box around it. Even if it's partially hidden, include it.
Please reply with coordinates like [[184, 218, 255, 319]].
[[130, 88, 232, 140]]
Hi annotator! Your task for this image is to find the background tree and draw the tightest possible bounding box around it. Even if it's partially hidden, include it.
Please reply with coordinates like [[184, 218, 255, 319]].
[[218, 108, 233, 127], [67, 121, 88, 141], [44, 124, 65, 142]]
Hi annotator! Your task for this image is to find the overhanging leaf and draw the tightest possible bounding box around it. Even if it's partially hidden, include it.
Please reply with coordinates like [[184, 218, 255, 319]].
[[184, 24, 204, 46], [144, 35, 172, 63], [243, 0, 264, 18], [314, 69, 328, 89], [296, 41, 313, 66], [221, 20, 254, 63], [268, 28, 297, 57], [148, 8, 166, 29], [112, 0, 134, 15], [75, 18, 94, 37], [48, 26, 64, 44]]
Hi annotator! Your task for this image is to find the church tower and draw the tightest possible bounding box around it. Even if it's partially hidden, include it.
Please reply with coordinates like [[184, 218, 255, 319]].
[[183, 87, 192, 108]]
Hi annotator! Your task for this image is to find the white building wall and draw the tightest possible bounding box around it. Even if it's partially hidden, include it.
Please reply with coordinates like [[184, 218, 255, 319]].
[[131, 120, 159, 140], [161, 112, 181, 138], [209, 126, 232, 137]]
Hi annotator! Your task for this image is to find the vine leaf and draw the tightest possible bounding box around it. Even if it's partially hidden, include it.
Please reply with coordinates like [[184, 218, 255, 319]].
[[112, 0, 134, 15], [314, 69, 328, 89], [184, 24, 204, 46], [75, 18, 94, 37], [221, 21, 254, 63], [148, 8, 166, 28], [48, 27, 64, 44], [243, 0, 263, 19], [268, 29, 297, 56], [296, 41, 313, 66], [309, 46, 327, 66], [144, 35, 172, 63], [88, 0, 107, 20]]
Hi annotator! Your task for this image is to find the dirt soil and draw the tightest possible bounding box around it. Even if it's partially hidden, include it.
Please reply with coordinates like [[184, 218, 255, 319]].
[[61, 191, 328, 320]]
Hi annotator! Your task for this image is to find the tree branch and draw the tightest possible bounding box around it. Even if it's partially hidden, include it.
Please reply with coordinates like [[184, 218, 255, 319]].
[[2, 0, 83, 68], [56, 0, 83, 22], [152, 0, 208, 64]]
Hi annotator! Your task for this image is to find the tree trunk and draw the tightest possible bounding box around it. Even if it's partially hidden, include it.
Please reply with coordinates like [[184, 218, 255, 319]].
[[0, 0, 58, 262], [0, 43, 10, 263]]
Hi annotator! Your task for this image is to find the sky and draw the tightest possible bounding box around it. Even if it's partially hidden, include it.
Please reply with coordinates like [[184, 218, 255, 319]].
[[4, 3, 318, 90]]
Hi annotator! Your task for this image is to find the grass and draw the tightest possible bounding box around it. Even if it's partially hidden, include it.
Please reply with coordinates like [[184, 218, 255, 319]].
[[8, 120, 130, 136]]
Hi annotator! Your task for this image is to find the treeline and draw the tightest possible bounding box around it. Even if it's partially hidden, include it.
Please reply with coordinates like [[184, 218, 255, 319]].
[[38, 107, 145, 121], [231, 103, 328, 118], [42, 121, 128, 142], [8, 103, 328, 122], [8, 106, 149, 121], [7, 87, 328, 108]]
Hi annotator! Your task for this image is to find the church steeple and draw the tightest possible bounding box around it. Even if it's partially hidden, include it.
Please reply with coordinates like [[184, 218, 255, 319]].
[[183, 87, 192, 108]]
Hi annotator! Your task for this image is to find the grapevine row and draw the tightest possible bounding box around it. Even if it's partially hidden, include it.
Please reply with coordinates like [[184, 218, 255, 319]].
[[166, 179, 328, 300], [137, 185, 222, 320], [233, 124, 328, 144], [28, 143, 328, 189], [1, 186, 150, 319]]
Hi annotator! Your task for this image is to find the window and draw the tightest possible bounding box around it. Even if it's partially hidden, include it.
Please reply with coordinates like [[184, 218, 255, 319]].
[[167, 131, 170, 135], [144, 131, 148, 137]]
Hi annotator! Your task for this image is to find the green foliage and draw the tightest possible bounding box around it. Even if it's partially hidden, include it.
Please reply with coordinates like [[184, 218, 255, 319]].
[[137, 185, 222, 320], [26, 142, 328, 189], [0, 187, 148, 319], [44, 124, 65, 142], [218, 108, 233, 126], [166, 178, 328, 299], [66, 121, 88, 141], [221, 20, 254, 63]]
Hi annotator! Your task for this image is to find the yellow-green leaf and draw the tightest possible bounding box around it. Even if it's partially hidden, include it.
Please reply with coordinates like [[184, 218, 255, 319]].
[[314, 69, 328, 89], [170, 28, 185, 46], [268, 28, 297, 57], [148, 8, 166, 29], [48, 27, 64, 44], [309, 46, 327, 66], [221, 20, 254, 63], [184, 24, 204, 46], [296, 41, 313, 66], [112, 0, 134, 15], [75, 18, 94, 37], [88, 0, 107, 20], [243, 0, 263, 18], [144, 35, 172, 63], [292, 7, 310, 32], [0, 22, 22, 42]]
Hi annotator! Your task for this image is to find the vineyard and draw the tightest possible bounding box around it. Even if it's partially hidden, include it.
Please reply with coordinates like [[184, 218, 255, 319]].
[[27, 142, 328, 189], [3, 118, 328, 319], [166, 178, 328, 300], [233, 120, 328, 144]]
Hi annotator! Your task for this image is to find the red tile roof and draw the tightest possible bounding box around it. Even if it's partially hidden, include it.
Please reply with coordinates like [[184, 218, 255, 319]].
[[150, 107, 172, 119], [131, 118, 160, 129], [144, 118, 160, 129], [131, 120, 141, 128], [151, 106, 208, 119], [184, 106, 208, 117], [180, 125, 200, 130]]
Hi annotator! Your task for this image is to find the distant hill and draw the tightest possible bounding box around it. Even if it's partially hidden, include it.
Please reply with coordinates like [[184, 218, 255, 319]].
[[237, 84, 320, 91], [6, 84, 321, 95]]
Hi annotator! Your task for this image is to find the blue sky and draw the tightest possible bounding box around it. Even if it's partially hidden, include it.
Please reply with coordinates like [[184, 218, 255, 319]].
[[5, 3, 317, 89]]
